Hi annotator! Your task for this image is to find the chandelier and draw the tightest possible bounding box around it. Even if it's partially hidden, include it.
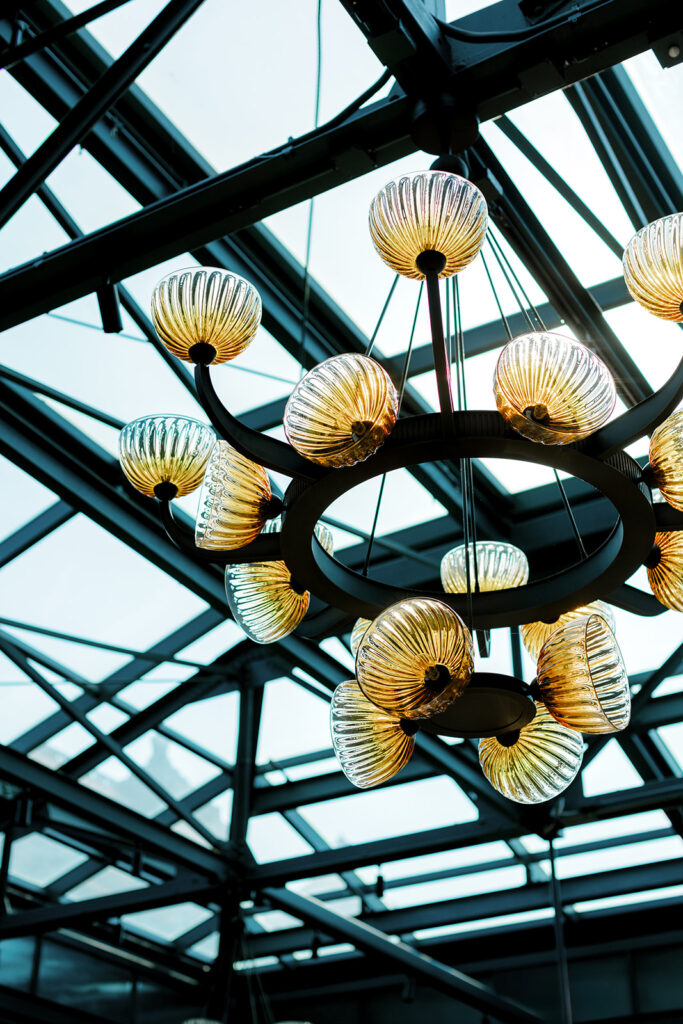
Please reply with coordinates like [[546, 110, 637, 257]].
[[117, 165, 683, 805]]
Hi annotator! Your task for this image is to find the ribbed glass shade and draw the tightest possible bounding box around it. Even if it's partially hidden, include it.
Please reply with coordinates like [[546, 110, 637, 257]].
[[225, 560, 310, 644], [151, 267, 261, 362], [195, 441, 272, 550], [536, 614, 630, 734], [350, 617, 372, 657], [623, 213, 683, 321], [521, 600, 616, 660], [440, 541, 529, 593], [283, 354, 398, 468], [647, 531, 683, 611], [649, 411, 683, 510], [355, 597, 474, 720], [368, 171, 488, 279], [331, 680, 415, 789], [494, 332, 616, 444], [119, 415, 214, 498], [479, 702, 583, 804]]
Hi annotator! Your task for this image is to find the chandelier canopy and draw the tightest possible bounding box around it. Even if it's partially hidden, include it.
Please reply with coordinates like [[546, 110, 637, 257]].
[[118, 167, 683, 804]]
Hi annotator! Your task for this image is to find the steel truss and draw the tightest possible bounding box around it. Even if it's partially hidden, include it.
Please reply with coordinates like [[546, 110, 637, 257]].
[[0, 0, 682, 1021]]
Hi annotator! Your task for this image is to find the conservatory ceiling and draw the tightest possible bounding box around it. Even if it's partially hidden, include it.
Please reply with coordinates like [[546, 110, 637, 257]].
[[0, 0, 682, 1021]]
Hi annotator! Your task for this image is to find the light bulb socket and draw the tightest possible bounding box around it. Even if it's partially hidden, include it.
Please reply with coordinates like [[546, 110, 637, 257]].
[[289, 575, 307, 596], [153, 481, 179, 501], [430, 153, 470, 178], [524, 403, 550, 425], [424, 663, 451, 692], [400, 718, 421, 737], [263, 496, 284, 520], [351, 419, 374, 442], [416, 249, 447, 276], [641, 463, 657, 488], [496, 729, 520, 748], [188, 341, 217, 365], [645, 544, 662, 569]]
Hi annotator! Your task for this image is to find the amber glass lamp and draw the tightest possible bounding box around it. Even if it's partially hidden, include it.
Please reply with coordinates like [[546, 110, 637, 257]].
[[647, 531, 683, 611], [283, 354, 398, 467], [119, 415, 214, 499], [151, 267, 262, 363], [331, 680, 416, 789], [648, 411, 683, 511], [623, 213, 683, 322], [536, 613, 630, 734], [479, 702, 583, 803], [440, 540, 529, 593], [350, 617, 372, 657], [195, 441, 277, 551], [521, 600, 616, 660], [494, 332, 616, 444], [355, 597, 474, 720], [368, 171, 488, 279]]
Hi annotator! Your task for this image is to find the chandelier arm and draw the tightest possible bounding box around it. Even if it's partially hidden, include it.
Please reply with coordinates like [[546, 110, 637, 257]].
[[158, 499, 282, 565], [583, 353, 683, 460], [606, 582, 668, 617], [194, 364, 323, 482]]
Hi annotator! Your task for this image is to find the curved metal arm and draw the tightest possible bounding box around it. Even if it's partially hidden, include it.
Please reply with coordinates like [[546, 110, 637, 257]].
[[584, 353, 683, 460], [159, 500, 282, 565], [195, 364, 322, 481], [605, 582, 666, 617]]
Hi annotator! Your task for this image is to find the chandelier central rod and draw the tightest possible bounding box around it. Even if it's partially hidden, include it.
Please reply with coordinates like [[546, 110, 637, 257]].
[[417, 250, 454, 433]]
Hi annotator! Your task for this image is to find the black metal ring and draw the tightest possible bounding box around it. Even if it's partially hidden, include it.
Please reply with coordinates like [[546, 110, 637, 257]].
[[279, 412, 655, 628]]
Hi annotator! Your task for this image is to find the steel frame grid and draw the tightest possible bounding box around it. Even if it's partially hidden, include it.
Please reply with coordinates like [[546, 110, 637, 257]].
[[0, 0, 682, 1021]]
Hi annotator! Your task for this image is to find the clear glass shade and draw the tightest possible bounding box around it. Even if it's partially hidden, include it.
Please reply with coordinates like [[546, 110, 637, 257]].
[[355, 597, 474, 720], [623, 213, 683, 322], [195, 441, 272, 550], [536, 614, 630, 734], [649, 411, 683, 511], [440, 541, 529, 593], [118, 415, 214, 498], [151, 267, 261, 363], [479, 702, 584, 804], [647, 531, 683, 611], [350, 617, 372, 657], [368, 171, 488, 279], [283, 354, 398, 467], [494, 332, 616, 444], [521, 600, 616, 660], [331, 680, 415, 789]]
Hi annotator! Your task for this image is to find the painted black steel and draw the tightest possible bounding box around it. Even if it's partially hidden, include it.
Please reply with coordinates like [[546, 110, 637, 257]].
[[419, 672, 536, 738]]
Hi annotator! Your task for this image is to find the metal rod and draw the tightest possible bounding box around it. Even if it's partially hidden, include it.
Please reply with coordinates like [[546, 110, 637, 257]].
[[0, 0, 206, 230], [423, 270, 454, 430], [549, 838, 573, 1024], [553, 469, 589, 559], [366, 274, 400, 356], [481, 251, 513, 341], [0, 362, 124, 429], [0, 0, 135, 71]]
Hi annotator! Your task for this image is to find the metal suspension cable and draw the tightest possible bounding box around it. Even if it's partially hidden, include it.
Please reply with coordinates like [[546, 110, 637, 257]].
[[366, 274, 400, 356], [298, 0, 323, 375]]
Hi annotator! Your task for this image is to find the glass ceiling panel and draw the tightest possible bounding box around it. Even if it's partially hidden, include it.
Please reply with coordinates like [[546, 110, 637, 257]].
[[247, 813, 314, 864], [194, 790, 232, 842], [625, 52, 683, 170], [81, 757, 167, 818], [123, 731, 222, 801], [553, 834, 683, 880], [163, 691, 239, 766], [29, 722, 94, 770], [10, 834, 88, 889], [381, 863, 527, 911], [65, 866, 148, 903], [582, 740, 644, 797], [0, 457, 58, 545], [256, 679, 332, 766], [122, 902, 213, 943]]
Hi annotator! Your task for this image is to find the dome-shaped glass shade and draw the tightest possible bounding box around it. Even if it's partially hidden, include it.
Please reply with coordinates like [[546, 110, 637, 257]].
[[536, 614, 630, 734], [119, 415, 214, 498], [151, 267, 262, 363], [368, 171, 488, 279], [284, 354, 398, 468], [479, 702, 583, 804], [647, 531, 683, 611], [355, 597, 474, 720], [440, 541, 529, 593], [623, 213, 683, 322], [649, 411, 683, 511], [225, 560, 310, 644], [494, 332, 616, 444], [350, 617, 373, 657], [521, 600, 616, 660], [331, 681, 415, 789], [195, 441, 273, 550]]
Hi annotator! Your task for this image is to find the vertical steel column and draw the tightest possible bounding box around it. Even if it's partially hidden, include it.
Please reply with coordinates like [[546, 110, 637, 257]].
[[0, 0, 206, 230], [549, 837, 573, 1024], [229, 679, 264, 850]]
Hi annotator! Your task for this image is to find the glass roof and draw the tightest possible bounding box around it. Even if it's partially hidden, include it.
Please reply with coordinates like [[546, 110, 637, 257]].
[[0, 0, 682, 1018]]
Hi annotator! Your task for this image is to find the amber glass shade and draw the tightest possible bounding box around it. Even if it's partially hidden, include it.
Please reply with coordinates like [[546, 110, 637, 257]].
[[151, 267, 262, 362], [368, 171, 488, 279], [479, 702, 583, 804], [537, 614, 630, 734], [195, 441, 272, 550], [647, 531, 683, 611], [283, 354, 398, 467], [350, 617, 372, 657], [440, 541, 529, 593], [225, 560, 310, 644], [330, 681, 415, 789], [521, 600, 616, 660], [494, 332, 616, 444], [623, 213, 683, 321], [119, 415, 214, 498], [649, 411, 683, 511], [355, 597, 474, 720]]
